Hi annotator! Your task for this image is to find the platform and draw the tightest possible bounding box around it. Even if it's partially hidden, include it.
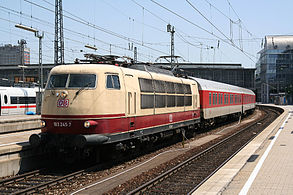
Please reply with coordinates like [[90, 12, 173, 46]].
[[0, 115, 42, 177], [193, 105, 293, 195], [0, 115, 41, 133]]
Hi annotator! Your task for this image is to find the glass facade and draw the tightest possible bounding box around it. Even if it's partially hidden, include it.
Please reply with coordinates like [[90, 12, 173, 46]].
[[256, 36, 293, 104]]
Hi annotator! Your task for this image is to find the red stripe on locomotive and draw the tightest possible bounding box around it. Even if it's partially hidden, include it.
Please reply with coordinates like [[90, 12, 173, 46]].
[[41, 110, 200, 134]]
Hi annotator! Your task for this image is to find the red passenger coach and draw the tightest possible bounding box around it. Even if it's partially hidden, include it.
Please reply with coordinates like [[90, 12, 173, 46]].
[[189, 77, 255, 120]]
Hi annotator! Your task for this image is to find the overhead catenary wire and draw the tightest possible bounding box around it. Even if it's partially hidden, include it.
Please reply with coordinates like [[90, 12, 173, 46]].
[[0, 6, 157, 62], [25, 0, 169, 57], [225, 0, 252, 36], [150, 0, 257, 63]]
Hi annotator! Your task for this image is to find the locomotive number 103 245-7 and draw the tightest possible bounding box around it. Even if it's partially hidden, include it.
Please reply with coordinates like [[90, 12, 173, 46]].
[[53, 121, 72, 127]]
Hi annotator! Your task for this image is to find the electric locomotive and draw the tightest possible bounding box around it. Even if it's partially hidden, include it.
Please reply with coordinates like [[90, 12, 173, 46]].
[[29, 64, 201, 160]]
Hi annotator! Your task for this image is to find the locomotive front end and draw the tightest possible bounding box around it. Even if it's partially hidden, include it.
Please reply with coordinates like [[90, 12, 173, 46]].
[[29, 65, 119, 157]]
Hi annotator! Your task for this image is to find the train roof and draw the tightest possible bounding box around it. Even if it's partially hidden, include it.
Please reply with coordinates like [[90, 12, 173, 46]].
[[188, 77, 254, 95], [50, 64, 190, 84]]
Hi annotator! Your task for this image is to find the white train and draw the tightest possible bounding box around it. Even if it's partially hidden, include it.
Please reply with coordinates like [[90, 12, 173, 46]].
[[0, 87, 37, 115]]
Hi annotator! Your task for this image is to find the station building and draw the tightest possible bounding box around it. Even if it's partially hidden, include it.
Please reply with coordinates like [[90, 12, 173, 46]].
[[256, 35, 293, 104], [0, 61, 255, 93], [0, 43, 30, 65]]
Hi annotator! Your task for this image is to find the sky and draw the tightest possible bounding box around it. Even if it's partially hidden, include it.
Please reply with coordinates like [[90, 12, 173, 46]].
[[0, 0, 292, 68]]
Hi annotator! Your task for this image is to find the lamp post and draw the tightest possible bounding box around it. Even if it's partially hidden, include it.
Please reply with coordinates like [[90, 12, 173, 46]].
[[18, 65, 27, 83], [15, 24, 44, 114], [167, 24, 175, 68]]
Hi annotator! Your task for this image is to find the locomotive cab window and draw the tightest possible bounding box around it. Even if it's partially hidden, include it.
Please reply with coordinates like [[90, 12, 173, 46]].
[[68, 74, 96, 88], [47, 74, 68, 89], [47, 74, 96, 89], [106, 75, 120, 89]]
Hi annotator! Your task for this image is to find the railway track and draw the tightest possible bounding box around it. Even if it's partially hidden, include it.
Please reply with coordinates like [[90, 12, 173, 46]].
[[126, 106, 280, 194], [0, 168, 86, 194]]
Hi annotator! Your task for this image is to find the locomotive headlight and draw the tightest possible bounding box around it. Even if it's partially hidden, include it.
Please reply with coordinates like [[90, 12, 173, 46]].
[[40, 120, 46, 128], [84, 121, 91, 128], [60, 90, 68, 98], [84, 120, 98, 128]]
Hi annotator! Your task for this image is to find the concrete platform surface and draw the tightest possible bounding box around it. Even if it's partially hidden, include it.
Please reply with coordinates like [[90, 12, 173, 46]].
[[193, 105, 293, 195], [0, 115, 40, 123], [0, 115, 41, 133]]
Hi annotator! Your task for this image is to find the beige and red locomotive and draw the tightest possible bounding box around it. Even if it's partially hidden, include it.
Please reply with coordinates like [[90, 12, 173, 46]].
[[29, 63, 255, 160], [30, 64, 201, 158]]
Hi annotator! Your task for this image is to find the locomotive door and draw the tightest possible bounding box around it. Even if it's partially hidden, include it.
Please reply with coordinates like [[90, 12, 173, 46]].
[[124, 74, 137, 131]]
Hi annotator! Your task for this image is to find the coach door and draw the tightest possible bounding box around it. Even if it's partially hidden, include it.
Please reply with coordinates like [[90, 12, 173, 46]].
[[124, 74, 137, 131], [0, 93, 1, 116]]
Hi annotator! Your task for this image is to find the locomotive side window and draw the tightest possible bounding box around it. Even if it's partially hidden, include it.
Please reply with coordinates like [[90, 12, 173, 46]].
[[68, 74, 96, 88], [177, 96, 184, 107], [141, 94, 154, 109], [175, 83, 184, 94], [154, 80, 165, 93], [184, 84, 192, 94], [139, 78, 153, 92], [166, 82, 175, 94], [167, 95, 175, 107], [106, 75, 120, 89], [47, 74, 68, 89], [155, 95, 166, 108], [139, 78, 192, 109], [184, 96, 192, 106]]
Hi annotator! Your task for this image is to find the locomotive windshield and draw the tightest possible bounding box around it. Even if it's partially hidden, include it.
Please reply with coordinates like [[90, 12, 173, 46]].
[[47, 74, 96, 89]]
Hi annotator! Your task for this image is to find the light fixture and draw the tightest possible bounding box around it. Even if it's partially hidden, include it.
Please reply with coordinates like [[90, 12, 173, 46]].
[[85, 44, 97, 50], [15, 24, 38, 33]]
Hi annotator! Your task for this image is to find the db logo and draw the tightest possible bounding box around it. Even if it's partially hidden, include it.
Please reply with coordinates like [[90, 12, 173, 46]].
[[169, 114, 173, 122], [57, 99, 69, 108]]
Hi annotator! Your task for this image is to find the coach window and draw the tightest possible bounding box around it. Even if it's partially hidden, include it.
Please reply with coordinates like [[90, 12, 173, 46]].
[[215, 93, 217, 105], [106, 75, 120, 89], [11, 97, 18, 104], [4, 95, 8, 104], [209, 92, 211, 105]]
